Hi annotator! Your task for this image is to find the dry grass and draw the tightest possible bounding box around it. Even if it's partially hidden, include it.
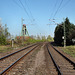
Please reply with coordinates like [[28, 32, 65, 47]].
[[0, 44, 22, 53], [0, 45, 12, 52], [62, 45, 75, 57]]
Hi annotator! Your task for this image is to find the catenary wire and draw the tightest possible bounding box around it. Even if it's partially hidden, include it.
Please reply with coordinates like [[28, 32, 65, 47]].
[[50, 0, 58, 19], [13, 0, 22, 8], [25, 0, 34, 21], [59, 0, 71, 12], [53, 0, 63, 18], [19, 0, 31, 19]]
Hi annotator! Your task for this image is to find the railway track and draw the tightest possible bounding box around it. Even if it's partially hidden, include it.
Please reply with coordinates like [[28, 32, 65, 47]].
[[0, 43, 37, 60], [47, 43, 75, 75], [0, 43, 38, 75]]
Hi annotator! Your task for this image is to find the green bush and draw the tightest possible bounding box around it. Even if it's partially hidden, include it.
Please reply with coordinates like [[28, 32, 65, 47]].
[[0, 34, 6, 45]]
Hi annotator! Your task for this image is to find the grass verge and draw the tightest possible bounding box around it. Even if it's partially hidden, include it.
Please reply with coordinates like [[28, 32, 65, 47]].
[[62, 45, 75, 57], [0, 45, 13, 53], [0, 39, 45, 53]]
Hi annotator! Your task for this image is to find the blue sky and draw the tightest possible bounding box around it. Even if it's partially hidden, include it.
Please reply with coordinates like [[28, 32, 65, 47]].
[[0, 0, 75, 37]]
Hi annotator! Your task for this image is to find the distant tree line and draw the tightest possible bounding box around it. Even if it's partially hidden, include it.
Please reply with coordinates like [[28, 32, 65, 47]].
[[54, 17, 75, 46], [0, 23, 10, 45]]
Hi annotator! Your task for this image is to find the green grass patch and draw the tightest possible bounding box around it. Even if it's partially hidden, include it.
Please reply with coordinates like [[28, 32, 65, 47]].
[[0, 44, 24, 53], [0, 38, 47, 53], [0, 45, 13, 53], [23, 38, 47, 45], [62, 45, 75, 57]]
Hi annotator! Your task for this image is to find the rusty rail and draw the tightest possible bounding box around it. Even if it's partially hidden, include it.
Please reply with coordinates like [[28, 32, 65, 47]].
[[47, 44, 63, 75], [0, 43, 37, 60], [0, 45, 38, 75], [50, 44, 75, 68]]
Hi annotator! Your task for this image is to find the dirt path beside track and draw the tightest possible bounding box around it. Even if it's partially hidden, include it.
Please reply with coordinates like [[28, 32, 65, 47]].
[[8, 43, 50, 75]]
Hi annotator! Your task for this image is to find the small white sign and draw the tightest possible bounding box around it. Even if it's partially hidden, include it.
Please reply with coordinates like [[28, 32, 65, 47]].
[[62, 36, 64, 39], [72, 39, 75, 42]]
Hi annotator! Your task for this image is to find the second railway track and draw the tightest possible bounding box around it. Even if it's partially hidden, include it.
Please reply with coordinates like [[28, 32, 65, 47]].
[[47, 43, 75, 75], [0, 43, 39, 75], [0, 42, 75, 75]]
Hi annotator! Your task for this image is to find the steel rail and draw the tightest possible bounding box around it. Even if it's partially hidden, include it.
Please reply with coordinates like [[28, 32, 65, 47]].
[[0, 45, 38, 75], [47, 44, 63, 75], [50, 44, 75, 68], [0, 43, 37, 60]]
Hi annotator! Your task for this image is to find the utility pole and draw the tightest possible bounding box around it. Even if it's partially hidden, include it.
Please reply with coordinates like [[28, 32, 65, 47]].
[[21, 18, 24, 45], [0, 18, 2, 27], [63, 18, 66, 48], [49, 18, 66, 47], [11, 35, 14, 48], [12, 39, 14, 47], [22, 18, 24, 31]]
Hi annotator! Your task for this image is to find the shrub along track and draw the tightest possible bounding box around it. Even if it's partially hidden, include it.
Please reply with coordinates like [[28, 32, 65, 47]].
[[0, 43, 39, 75], [47, 43, 75, 75]]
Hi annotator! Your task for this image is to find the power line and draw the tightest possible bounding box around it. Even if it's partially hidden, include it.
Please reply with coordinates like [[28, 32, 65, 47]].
[[19, 0, 30, 19], [50, 0, 58, 19], [53, 0, 63, 18], [24, 0, 40, 28], [13, 0, 30, 20], [49, 0, 58, 25], [13, 0, 22, 8], [25, 0, 34, 20], [13, 0, 32, 22], [59, 0, 71, 12]]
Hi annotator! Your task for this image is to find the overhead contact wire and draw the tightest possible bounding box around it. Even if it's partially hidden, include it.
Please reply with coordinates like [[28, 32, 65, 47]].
[[53, 0, 63, 18], [19, 0, 31, 19]]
